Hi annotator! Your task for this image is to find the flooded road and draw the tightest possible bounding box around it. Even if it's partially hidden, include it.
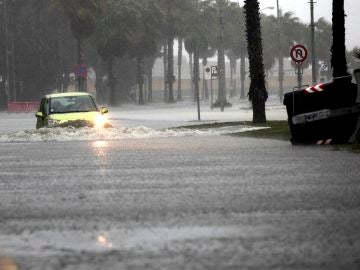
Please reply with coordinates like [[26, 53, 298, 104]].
[[1, 136, 360, 269]]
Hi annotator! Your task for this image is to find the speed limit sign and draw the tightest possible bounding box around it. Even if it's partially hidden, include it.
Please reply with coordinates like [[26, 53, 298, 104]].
[[290, 44, 308, 64]]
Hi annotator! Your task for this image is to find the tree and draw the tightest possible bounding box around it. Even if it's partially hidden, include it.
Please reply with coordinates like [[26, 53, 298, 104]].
[[262, 11, 304, 101], [95, 0, 164, 105], [224, 2, 246, 98], [331, 0, 349, 78], [127, 0, 164, 105], [261, 15, 277, 78], [184, 0, 216, 104], [244, 0, 267, 123], [53, 0, 102, 91], [95, 0, 132, 105], [159, 0, 193, 103], [0, 0, 76, 101]]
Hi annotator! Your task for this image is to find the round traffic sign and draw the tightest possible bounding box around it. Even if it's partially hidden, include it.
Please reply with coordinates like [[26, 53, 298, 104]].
[[290, 44, 308, 63]]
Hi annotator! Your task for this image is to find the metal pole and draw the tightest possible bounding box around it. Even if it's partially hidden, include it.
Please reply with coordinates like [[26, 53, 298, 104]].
[[217, 0, 226, 112], [310, 0, 317, 85], [297, 64, 302, 89], [210, 77, 213, 110]]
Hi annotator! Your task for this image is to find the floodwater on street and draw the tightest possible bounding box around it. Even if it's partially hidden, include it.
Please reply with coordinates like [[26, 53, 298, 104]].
[[1, 134, 360, 270], [0, 98, 359, 269]]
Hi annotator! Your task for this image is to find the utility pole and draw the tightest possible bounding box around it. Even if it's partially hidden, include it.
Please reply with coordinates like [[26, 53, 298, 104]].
[[217, 0, 226, 112], [309, 0, 317, 85]]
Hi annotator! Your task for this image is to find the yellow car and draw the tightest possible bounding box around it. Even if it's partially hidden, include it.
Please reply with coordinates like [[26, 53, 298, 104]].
[[35, 92, 110, 129]]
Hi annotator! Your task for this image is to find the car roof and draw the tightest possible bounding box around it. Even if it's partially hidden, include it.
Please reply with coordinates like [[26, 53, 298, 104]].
[[44, 92, 93, 99]]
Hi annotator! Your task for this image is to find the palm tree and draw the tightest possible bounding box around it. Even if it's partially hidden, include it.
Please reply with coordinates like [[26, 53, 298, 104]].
[[159, 0, 193, 103], [53, 0, 101, 91], [96, 0, 164, 105], [224, 2, 246, 98], [184, 0, 217, 104], [127, 0, 164, 105], [244, 0, 267, 123], [331, 0, 349, 79]]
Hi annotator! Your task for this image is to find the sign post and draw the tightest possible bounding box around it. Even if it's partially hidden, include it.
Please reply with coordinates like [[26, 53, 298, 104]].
[[210, 66, 218, 109], [290, 44, 309, 115], [290, 44, 308, 89]]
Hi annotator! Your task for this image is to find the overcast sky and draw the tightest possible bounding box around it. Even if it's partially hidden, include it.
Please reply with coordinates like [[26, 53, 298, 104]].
[[258, 0, 360, 49]]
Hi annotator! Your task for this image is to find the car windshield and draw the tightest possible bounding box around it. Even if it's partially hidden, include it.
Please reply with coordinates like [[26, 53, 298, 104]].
[[50, 95, 98, 114]]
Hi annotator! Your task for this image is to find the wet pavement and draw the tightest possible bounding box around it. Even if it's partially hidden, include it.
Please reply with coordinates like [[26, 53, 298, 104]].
[[1, 136, 360, 269]]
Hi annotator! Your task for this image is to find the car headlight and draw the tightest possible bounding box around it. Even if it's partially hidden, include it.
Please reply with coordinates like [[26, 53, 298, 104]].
[[47, 119, 61, 127], [94, 114, 108, 128]]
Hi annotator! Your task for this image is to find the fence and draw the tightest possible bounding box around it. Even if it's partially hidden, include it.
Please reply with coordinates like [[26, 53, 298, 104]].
[[7, 102, 40, 113]]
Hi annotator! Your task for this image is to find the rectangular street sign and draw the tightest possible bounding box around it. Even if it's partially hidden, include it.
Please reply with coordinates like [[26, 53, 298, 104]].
[[211, 66, 218, 79]]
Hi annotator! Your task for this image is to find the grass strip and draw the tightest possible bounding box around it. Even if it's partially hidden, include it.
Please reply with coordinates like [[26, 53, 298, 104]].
[[176, 121, 291, 141], [177, 121, 360, 152]]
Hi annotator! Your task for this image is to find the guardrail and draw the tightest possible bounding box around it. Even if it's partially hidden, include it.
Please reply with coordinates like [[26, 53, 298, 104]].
[[7, 102, 40, 113]]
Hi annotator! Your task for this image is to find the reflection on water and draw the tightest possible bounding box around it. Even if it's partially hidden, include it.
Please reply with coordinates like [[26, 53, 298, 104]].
[[91, 141, 109, 175], [96, 233, 113, 249], [92, 140, 109, 149]]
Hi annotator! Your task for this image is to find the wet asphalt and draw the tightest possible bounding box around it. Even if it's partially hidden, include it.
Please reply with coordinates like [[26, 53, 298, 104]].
[[0, 136, 360, 270]]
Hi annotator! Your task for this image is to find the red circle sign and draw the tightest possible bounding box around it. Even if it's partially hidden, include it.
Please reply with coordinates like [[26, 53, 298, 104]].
[[290, 44, 308, 63]]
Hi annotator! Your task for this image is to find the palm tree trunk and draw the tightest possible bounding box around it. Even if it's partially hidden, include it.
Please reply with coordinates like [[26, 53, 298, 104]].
[[108, 58, 116, 106], [331, 0, 349, 78], [76, 38, 83, 91], [95, 55, 105, 103], [167, 35, 175, 102], [163, 43, 168, 102], [244, 0, 268, 123], [177, 37, 183, 101], [137, 57, 145, 105], [189, 52, 195, 101], [147, 67, 153, 102], [240, 51, 246, 99], [229, 57, 236, 98]]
